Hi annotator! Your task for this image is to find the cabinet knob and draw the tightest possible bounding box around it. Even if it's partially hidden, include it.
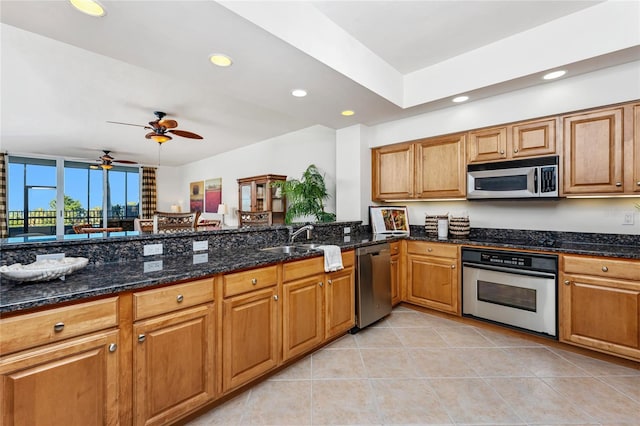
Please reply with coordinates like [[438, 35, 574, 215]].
[[138, 334, 146, 343], [319, 281, 323, 287], [637, 181, 640, 186], [251, 278, 257, 285], [500, 150, 505, 155], [176, 294, 184, 303], [615, 182, 622, 187], [564, 280, 571, 286], [273, 295, 279, 301], [427, 248, 433, 252], [53, 322, 65, 332], [513, 148, 519, 153], [451, 265, 456, 269], [602, 266, 608, 272], [328, 279, 333, 285], [109, 343, 117, 353]]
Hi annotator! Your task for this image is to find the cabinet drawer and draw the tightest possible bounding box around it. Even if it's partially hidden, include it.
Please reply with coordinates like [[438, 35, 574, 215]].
[[133, 278, 214, 320], [563, 255, 640, 281], [407, 241, 458, 258], [224, 265, 278, 297], [389, 242, 401, 256], [342, 250, 355, 268], [0, 297, 118, 355], [283, 257, 324, 282]]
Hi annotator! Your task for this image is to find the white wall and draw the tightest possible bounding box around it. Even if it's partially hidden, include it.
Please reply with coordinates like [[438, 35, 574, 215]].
[[335, 124, 371, 222], [157, 125, 336, 226]]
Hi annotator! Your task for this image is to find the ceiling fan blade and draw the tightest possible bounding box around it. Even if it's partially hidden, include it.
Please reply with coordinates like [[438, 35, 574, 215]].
[[148, 120, 161, 130], [158, 119, 178, 129], [168, 129, 203, 139], [113, 159, 138, 164], [106, 121, 147, 128]]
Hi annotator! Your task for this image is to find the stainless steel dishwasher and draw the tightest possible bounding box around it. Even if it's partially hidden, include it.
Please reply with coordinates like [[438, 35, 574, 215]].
[[351, 242, 392, 333]]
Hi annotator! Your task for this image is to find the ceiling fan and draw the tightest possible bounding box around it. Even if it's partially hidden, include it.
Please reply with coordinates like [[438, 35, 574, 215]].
[[90, 150, 137, 170], [107, 111, 203, 143]]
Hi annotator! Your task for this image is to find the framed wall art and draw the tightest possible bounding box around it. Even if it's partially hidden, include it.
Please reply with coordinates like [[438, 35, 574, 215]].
[[204, 178, 222, 213], [189, 181, 204, 212], [369, 206, 410, 235]]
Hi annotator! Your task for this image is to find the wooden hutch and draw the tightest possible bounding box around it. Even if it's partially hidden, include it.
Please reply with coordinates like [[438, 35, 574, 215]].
[[237, 174, 287, 227]]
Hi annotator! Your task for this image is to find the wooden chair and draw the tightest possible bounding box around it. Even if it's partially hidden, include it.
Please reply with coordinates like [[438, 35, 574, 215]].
[[152, 211, 201, 233]]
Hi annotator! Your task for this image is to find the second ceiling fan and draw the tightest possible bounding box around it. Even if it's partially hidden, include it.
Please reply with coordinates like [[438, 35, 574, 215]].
[[108, 111, 203, 143]]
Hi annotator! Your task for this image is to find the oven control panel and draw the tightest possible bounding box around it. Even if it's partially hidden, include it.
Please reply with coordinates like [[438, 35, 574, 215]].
[[480, 252, 532, 267]]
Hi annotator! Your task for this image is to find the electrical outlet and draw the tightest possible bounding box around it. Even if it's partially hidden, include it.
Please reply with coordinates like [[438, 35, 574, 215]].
[[622, 211, 635, 225], [143, 260, 163, 273], [344, 227, 351, 235], [193, 253, 208, 264], [143, 243, 163, 256], [343, 235, 351, 243], [36, 253, 65, 262], [193, 240, 208, 251]]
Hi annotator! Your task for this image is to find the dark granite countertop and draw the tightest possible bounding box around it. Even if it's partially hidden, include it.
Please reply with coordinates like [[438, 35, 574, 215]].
[[2, 231, 638, 315]]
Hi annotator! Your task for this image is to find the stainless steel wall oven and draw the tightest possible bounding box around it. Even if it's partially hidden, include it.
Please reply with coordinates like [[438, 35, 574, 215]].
[[462, 247, 558, 338]]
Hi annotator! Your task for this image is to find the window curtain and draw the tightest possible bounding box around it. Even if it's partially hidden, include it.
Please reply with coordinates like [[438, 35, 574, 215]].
[[0, 153, 7, 238], [141, 167, 157, 219]]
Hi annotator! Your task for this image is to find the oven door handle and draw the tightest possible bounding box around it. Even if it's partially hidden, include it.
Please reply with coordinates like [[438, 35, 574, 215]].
[[462, 262, 556, 279]]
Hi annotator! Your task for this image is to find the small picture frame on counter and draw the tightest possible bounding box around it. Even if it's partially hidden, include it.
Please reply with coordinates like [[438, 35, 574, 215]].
[[369, 206, 410, 235]]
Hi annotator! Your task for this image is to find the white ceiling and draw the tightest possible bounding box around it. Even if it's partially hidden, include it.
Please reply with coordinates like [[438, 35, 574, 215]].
[[1, 0, 637, 167]]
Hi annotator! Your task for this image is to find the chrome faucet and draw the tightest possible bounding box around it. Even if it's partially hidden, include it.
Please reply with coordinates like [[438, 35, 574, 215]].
[[289, 224, 314, 243]]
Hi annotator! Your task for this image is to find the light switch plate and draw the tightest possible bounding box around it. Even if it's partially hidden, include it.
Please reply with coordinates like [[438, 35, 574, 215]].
[[143, 243, 163, 256], [193, 240, 208, 251], [143, 260, 163, 273], [622, 211, 635, 225]]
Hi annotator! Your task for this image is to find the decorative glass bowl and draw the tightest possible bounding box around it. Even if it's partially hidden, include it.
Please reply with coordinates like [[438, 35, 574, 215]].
[[0, 257, 89, 283]]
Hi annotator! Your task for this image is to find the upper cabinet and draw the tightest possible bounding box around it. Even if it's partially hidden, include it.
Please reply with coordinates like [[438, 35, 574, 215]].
[[372, 133, 466, 201], [563, 106, 625, 195], [468, 117, 557, 163], [237, 174, 287, 227]]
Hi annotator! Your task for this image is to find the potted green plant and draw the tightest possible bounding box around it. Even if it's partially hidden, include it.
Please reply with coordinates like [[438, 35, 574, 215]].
[[272, 164, 336, 224]]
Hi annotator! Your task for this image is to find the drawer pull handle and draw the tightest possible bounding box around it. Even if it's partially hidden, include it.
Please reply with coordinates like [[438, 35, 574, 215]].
[[138, 334, 146, 343], [602, 266, 608, 272], [109, 343, 117, 353], [176, 294, 184, 303], [251, 278, 257, 285], [53, 322, 65, 332], [615, 182, 622, 187], [564, 280, 571, 286]]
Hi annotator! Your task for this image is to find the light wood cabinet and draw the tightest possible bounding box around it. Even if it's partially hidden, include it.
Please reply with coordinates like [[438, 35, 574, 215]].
[[132, 279, 215, 426], [632, 103, 640, 193], [222, 266, 279, 393], [563, 106, 624, 194], [371, 143, 414, 200], [0, 299, 120, 426], [405, 241, 460, 315], [468, 117, 557, 163], [325, 262, 356, 339], [415, 133, 466, 198], [560, 255, 640, 361], [237, 174, 287, 226], [390, 241, 401, 306]]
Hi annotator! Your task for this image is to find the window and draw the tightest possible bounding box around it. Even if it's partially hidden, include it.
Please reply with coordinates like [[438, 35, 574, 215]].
[[7, 156, 140, 237]]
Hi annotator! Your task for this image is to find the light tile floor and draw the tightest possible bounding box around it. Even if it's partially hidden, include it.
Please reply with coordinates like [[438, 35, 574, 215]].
[[186, 306, 640, 426]]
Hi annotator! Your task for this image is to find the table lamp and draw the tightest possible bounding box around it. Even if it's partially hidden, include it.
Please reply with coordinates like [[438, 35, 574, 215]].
[[217, 203, 227, 226]]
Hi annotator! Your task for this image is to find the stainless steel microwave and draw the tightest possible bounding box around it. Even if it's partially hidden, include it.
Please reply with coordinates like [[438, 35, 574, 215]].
[[467, 156, 559, 199]]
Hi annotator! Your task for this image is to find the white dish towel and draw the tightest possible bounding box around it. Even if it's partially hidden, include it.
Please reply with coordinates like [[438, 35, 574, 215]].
[[317, 245, 343, 272]]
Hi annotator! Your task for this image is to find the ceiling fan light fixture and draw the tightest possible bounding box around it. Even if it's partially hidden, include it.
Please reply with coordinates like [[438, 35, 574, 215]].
[[209, 54, 233, 67], [101, 163, 113, 170], [151, 134, 172, 144], [69, 0, 106, 17]]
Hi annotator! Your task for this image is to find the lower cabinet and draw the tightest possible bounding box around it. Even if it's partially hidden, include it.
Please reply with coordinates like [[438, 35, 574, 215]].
[[0, 330, 120, 426], [405, 241, 460, 314], [325, 262, 356, 339], [560, 255, 640, 361], [222, 266, 279, 393], [132, 279, 215, 426], [390, 241, 401, 306]]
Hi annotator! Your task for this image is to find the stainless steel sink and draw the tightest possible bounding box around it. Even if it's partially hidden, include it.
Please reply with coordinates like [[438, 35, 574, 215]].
[[296, 243, 324, 250], [259, 245, 303, 254]]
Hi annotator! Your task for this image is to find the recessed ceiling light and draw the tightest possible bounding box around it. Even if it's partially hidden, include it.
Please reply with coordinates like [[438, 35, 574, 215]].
[[291, 89, 307, 98], [452, 96, 469, 103], [341, 110, 355, 116], [209, 54, 233, 67], [69, 0, 106, 17], [543, 70, 567, 80]]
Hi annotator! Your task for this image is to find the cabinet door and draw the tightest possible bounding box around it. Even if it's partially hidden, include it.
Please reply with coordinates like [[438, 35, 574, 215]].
[[372, 143, 414, 200], [133, 304, 215, 426], [406, 254, 459, 314], [390, 254, 401, 306], [222, 287, 279, 393], [415, 134, 466, 198], [282, 275, 324, 362], [560, 274, 640, 360], [1, 330, 119, 426], [468, 126, 508, 163], [563, 107, 624, 194], [511, 118, 557, 159], [325, 267, 355, 339]]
